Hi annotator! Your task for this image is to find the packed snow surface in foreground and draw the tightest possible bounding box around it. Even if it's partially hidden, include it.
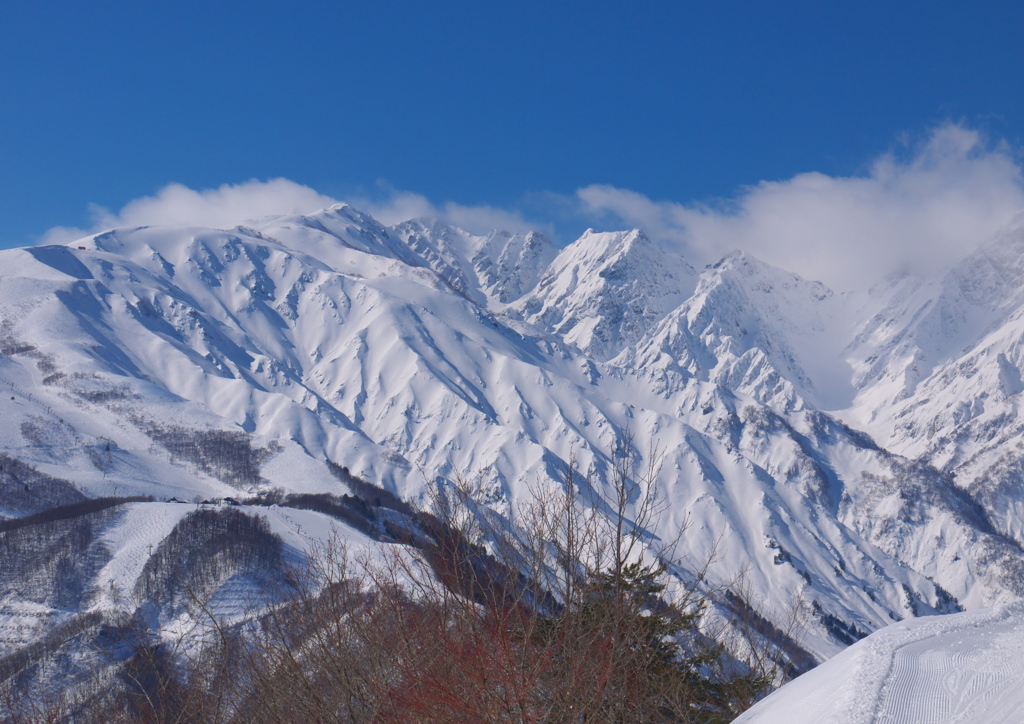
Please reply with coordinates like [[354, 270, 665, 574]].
[[737, 604, 1024, 724]]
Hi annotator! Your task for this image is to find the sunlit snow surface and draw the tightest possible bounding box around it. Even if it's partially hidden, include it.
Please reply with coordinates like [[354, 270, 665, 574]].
[[738, 604, 1024, 724]]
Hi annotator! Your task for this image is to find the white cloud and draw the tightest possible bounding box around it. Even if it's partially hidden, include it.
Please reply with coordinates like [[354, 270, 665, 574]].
[[352, 189, 437, 226], [106, 179, 340, 229], [40, 124, 1024, 292], [43, 179, 555, 246], [41, 178, 341, 245], [352, 187, 553, 237], [578, 124, 1024, 290]]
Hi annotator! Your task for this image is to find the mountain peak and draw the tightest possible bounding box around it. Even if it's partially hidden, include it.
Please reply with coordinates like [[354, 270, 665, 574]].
[[619, 248, 848, 411], [574, 227, 648, 251], [510, 228, 697, 360]]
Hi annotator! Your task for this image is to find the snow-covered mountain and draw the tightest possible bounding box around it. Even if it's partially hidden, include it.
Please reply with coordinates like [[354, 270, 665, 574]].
[[4, 202, 1024, 679], [615, 249, 849, 411], [389, 218, 557, 306]]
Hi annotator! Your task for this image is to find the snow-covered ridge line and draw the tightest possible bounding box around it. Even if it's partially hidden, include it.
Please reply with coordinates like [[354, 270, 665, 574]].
[[2, 202, 1024, 668]]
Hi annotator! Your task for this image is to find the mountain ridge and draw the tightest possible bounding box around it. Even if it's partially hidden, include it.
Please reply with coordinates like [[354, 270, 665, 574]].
[[3, 204, 1024, 671]]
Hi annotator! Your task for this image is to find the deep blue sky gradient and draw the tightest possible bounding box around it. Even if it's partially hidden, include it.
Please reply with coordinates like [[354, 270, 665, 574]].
[[2, 0, 1023, 247]]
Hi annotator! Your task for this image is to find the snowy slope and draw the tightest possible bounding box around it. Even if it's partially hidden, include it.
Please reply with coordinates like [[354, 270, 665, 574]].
[[616, 250, 852, 412], [736, 604, 1024, 724], [390, 218, 557, 306], [0, 495, 415, 701]]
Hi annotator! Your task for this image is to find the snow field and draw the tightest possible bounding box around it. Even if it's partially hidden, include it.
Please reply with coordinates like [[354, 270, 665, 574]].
[[91, 502, 194, 611]]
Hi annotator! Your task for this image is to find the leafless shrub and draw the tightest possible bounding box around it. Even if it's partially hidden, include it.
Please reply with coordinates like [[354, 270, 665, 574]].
[[132, 420, 280, 489], [0, 455, 87, 516], [135, 507, 285, 613]]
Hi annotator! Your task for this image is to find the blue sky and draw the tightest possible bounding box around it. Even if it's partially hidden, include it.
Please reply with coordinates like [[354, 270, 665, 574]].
[[3, 1, 1024, 288]]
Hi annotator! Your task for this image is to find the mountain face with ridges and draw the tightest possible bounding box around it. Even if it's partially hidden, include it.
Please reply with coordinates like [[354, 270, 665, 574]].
[[388, 218, 557, 306], [510, 228, 698, 361], [3, 203, 1024, 675], [841, 221, 1024, 549], [615, 250, 850, 412]]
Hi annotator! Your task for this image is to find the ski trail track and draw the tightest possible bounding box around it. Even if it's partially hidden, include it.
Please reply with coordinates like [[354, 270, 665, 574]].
[[92, 502, 193, 611], [874, 606, 1024, 723]]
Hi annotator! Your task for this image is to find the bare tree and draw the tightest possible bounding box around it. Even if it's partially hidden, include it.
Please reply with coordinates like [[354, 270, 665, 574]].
[[6, 436, 794, 723]]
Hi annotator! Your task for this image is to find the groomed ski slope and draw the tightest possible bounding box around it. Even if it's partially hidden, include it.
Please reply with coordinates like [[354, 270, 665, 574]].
[[737, 604, 1024, 723]]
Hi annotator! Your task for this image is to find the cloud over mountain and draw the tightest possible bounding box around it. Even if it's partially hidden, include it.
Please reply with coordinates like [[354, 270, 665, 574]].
[[42, 179, 340, 244], [39, 124, 1024, 292], [578, 124, 1024, 290], [349, 186, 552, 237]]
